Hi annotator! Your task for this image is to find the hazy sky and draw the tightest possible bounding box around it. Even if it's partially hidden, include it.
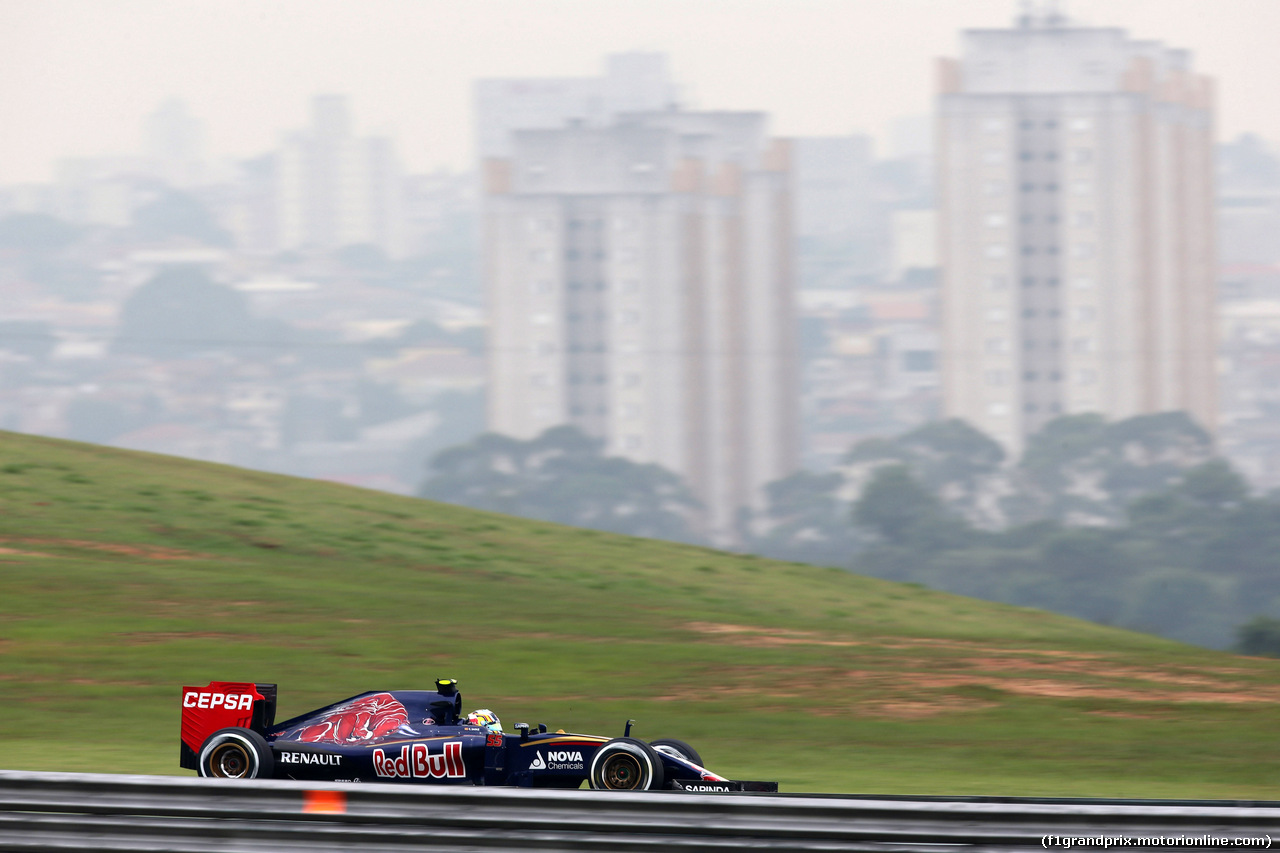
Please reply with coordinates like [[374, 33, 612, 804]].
[[2, 0, 1277, 184]]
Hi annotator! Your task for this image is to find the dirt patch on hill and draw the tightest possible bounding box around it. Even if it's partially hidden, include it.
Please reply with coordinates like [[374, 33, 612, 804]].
[[682, 624, 1278, 716], [0, 537, 210, 560], [0, 546, 50, 558]]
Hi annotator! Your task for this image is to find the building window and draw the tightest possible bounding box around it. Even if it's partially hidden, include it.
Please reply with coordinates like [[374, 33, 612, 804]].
[[531, 278, 554, 294], [982, 149, 1005, 165], [620, 278, 640, 293], [1072, 276, 1095, 289], [1073, 306, 1097, 322], [618, 248, 638, 262], [984, 244, 1008, 258], [1075, 369, 1098, 385], [622, 435, 643, 450], [1072, 243, 1095, 258], [1069, 117, 1093, 132], [1072, 337, 1097, 353], [1022, 276, 1036, 287], [986, 275, 1009, 290], [619, 310, 641, 325], [622, 373, 642, 388], [984, 212, 1007, 228], [988, 402, 1010, 416], [984, 370, 1009, 386], [1071, 179, 1093, 196], [1072, 211, 1095, 227], [530, 373, 553, 387], [986, 308, 1008, 322], [983, 180, 1005, 196], [982, 118, 1005, 133], [532, 312, 553, 325], [1070, 148, 1094, 164], [529, 248, 552, 263], [534, 341, 556, 355], [984, 337, 1010, 353]]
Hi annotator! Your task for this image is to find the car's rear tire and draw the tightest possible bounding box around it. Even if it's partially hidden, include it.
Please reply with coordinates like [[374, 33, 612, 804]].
[[588, 737, 665, 791], [197, 727, 274, 779], [649, 738, 704, 768]]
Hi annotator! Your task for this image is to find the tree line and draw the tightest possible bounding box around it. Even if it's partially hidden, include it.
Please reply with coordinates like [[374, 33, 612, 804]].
[[420, 414, 1280, 654]]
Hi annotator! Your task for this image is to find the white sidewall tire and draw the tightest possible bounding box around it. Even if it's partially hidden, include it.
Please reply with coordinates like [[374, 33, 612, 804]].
[[199, 730, 262, 779], [589, 738, 661, 791]]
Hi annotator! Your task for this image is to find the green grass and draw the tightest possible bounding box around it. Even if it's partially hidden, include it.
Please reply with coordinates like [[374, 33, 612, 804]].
[[2, 429, 1280, 797]]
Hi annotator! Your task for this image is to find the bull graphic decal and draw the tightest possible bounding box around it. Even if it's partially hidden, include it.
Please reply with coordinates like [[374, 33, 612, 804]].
[[291, 693, 410, 744]]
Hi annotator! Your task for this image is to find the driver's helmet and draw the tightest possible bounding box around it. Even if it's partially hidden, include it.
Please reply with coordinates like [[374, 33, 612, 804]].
[[465, 709, 502, 733]]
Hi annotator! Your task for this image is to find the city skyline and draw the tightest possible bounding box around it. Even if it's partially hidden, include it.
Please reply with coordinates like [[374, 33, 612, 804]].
[[1, 0, 1277, 185]]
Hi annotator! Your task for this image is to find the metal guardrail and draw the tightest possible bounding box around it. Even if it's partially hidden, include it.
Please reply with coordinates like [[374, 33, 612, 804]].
[[2, 770, 1279, 851]]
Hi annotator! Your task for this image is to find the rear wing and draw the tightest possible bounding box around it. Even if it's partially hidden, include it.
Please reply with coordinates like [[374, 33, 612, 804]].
[[179, 681, 277, 771]]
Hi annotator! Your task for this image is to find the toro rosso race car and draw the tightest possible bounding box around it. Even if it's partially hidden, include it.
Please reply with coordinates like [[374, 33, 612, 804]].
[[180, 679, 777, 793]]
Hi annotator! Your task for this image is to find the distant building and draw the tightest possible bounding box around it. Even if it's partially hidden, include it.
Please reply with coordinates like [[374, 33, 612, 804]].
[[274, 95, 406, 257], [475, 53, 679, 161], [890, 209, 937, 281], [936, 8, 1217, 454], [482, 110, 798, 542], [144, 98, 207, 189], [1217, 135, 1280, 267], [792, 136, 877, 287]]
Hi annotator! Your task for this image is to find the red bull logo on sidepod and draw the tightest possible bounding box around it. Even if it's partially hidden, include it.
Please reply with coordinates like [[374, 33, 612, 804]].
[[373, 741, 465, 779]]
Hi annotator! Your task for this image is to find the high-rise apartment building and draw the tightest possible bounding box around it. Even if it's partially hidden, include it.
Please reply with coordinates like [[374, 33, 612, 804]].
[[937, 10, 1216, 454], [483, 111, 797, 541], [274, 95, 406, 257]]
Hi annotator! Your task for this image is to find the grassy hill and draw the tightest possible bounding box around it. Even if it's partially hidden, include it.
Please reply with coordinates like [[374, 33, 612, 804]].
[[2, 430, 1279, 797]]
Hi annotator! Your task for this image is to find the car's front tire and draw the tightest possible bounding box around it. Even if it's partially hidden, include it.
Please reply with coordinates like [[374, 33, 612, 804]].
[[197, 727, 274, 779], [588, 737, 665, 791]]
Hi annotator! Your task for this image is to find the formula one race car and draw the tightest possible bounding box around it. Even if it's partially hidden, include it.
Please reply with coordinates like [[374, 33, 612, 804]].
[[180, 679, 777, 792]]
